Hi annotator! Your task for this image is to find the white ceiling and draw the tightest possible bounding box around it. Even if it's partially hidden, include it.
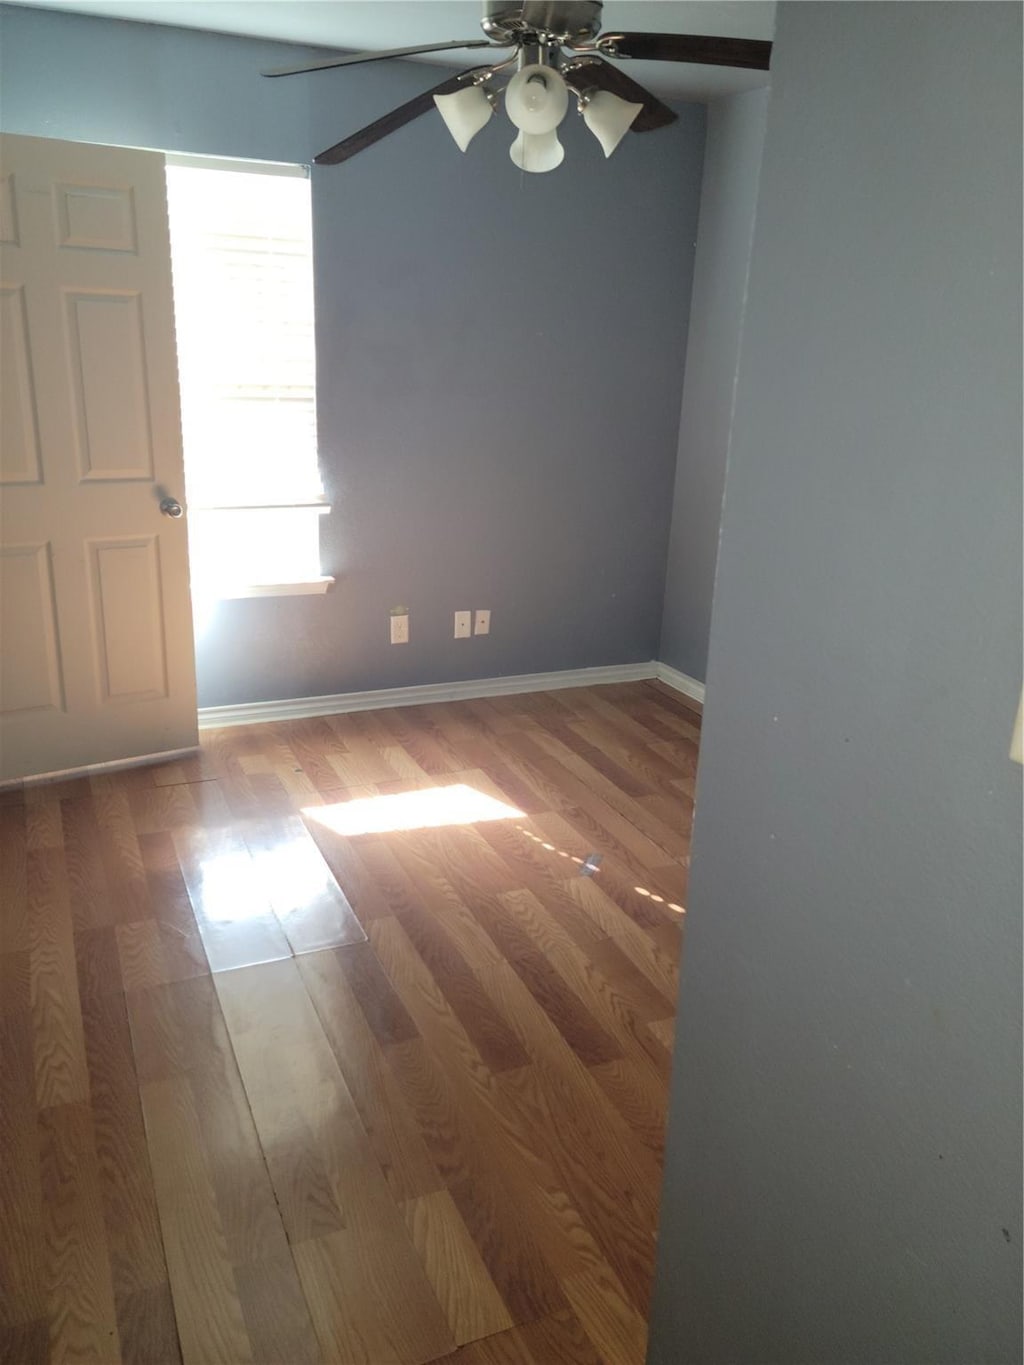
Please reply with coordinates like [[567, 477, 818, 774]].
[[5, 1, 776, 99]]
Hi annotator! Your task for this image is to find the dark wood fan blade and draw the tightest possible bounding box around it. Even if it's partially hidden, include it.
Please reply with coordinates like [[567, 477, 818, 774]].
[[602, 32, 772, 70], [314, 70, 486, 165], [562, 57, 677, 133], [263, 39, 493, 78]]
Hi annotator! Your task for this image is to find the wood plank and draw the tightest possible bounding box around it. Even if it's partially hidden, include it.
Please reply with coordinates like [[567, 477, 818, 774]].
[[530, 814, 680, 930], [91, 784, 151, 922], [0, 806, 28, 955], [333, 939, 420, 1047], [74, 936, 180, 1362], [646, 1017, 676, 1052], [584, 934, 677, 1023], [126, 975, 316, 1365], [373, 920, 596, 1292], [527, 726, 691, 860], [25, 801, 63, 852], [496, 889, 673, 1087], [0, 948, 30, 1018], [150, 751, 218, 787], [354, 842, 528, 1075], [297, 948, 442, 1203], [467, 892, 621, 1068], [386, 835, 506, 975], [172, 824, 291, 973], [301, 812, 395, 924], [0, 1009, 44, 1331], [275, 715, 351, 793], [28, 848, 90, 1110], [323, 729, 403, 787], [239, 813, 366, 955], [588, 1057, 668, 1156], [233, 1253, 320, 1365], [513, 1308, 606, 1364], [562, 1262, 650, 1365], [563, 878, 681, 999], [113, 1284, 182, 1365], [401, 1188, 514, 1345], [470, 821, 609, 951], [219, 770, 297, 823], [475, 960, 664, 1302], [0, 1319, 49, 1365], [38, 1101, 121, 1363], [127, 781, 205, 836], [215, 958, 456, 1365], [60, 798, 111, 932], [138, 1075, 254, 1364], [138, 831, 210, 984], [367, 708, 467, 778]]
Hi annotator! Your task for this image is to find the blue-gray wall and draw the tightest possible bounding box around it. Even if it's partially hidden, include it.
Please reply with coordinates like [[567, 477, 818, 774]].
[[649, 4, 1023, 1363], [0, 4, 705, 707], [658, 87, 767, 683]]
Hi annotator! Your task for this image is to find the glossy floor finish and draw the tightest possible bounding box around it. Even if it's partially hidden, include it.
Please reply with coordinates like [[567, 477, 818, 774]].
[[0, 681, 699, 1365]]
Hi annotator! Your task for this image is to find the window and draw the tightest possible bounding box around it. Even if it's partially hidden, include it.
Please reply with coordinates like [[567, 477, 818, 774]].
[[165, 155, 331, 598]]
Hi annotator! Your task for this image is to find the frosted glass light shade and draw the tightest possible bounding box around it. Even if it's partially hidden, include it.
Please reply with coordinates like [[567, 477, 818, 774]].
[[509, 129, 565, 173], [582, 90, 643, 157], [505, 65, 569, 134], [433, 85, 493, 152]]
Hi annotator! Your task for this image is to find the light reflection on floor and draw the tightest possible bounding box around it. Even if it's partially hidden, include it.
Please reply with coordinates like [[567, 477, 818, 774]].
[[633, 885, 686, 914], [193, 849, 260, 922], [516, 825, 685, 912]]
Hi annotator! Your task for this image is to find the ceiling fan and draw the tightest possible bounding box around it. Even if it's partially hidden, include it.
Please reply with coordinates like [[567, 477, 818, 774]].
[[262, 0, 771, 172]]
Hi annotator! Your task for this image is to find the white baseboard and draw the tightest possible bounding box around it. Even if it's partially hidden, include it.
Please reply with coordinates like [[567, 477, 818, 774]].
[[2, 745, 200, 792], [653, 662, 706, 707], [198, 661, 661, 730], [4, 662, 706, 786]]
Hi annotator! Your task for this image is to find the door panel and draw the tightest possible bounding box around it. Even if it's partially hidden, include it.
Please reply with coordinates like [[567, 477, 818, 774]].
[[1, 284, 43, 484], [67, 290, 154, 480], [0, 543, 64, 713], [0, 134, 197, 782], [88, 535, 169, 701]]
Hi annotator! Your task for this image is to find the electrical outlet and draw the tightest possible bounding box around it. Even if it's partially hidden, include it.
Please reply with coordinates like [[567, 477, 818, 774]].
[[390, 610, 409, 644], [474, 609, 491, 636], [454, 610, 472, 639]]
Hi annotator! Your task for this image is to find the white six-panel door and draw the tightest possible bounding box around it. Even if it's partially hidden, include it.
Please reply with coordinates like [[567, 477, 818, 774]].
[[0, 134, 197, 783]]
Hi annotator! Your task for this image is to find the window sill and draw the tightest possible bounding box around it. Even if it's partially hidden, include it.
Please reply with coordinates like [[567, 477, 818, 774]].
[[212, 577, 335, 599]]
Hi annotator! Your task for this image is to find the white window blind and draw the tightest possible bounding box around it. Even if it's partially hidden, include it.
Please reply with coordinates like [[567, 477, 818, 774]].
[[166, 158, 320, 507], [165, 157, 330, 596]]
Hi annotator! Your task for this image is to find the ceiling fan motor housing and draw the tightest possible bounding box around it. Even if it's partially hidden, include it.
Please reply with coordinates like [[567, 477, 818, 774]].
[[481, 0, 603, 45]]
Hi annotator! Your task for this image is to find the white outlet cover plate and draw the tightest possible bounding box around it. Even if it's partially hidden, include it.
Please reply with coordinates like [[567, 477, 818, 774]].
[[454, 611, 472, 639], [474, 610, 490, 635], [390, 614, 409, 644]]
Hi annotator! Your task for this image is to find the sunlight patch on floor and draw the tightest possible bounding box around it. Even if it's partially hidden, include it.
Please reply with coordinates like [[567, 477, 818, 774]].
[[304, 783, 524, 836]]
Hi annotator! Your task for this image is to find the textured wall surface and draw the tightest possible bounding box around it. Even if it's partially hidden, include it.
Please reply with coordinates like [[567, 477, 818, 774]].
[[649, 4, 1023, 1362], [0, 4, 705, 706], [659, 87, 767, 683]]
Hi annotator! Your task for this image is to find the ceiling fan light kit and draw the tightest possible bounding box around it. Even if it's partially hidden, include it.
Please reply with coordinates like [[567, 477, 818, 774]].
[[510, 126, 565, 172], [263, 1, 772, 173], [582, 89, 644, 158], [433, 84, 495, 152]]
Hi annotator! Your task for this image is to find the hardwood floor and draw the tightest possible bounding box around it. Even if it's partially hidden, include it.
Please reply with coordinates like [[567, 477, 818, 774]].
[[0, 681, 699, 1365]]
